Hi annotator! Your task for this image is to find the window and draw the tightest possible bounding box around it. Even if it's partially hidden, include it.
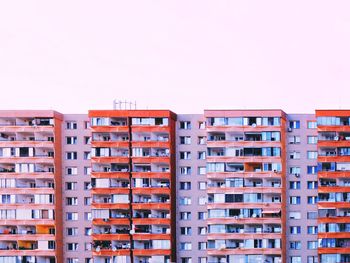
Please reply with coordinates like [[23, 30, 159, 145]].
[[66, 212, 78, 221], [198, 167, 206, 175], [180, 167, 192, 175], [66, 182, 77, 190], [180, 152, 191, 160], [84, 151, 91, 160], [307, 256, 318, 263], [307, 196, 318, 204], [180, 227, 192, 235], [66, 228, 78, 236], [198, 257, 207, 263], [199, 121, 206, 129], [84, 182, 90, 190], [85, 212, 92, 221], [290, 181, 301, 189], [198, 212, 207, 220], [66, 136, 77, 144], [180, 197, 191, 205], [67, 259, 79, 263], [84, 167, 91, 175], [307, 226, 318, 234], [84, 197, 91, 206], [291, 256, 301, 263], [290, 151, 301, 159], [66, 152, 77, 160], [307, 212, 317, 219], [289, 167, 301, 175], [290, 226, 301, 234], [84, 136, 91, 144], [67, 243, 78, 251], [290, 241, 301, 250], [66, 167, 78, 175], [180, 243, 192, 251], [289, 211, 301, 219], [180, 182, 191, 190], [198, 227, 207, 235], [308, 121, 317, 129], [307, 136, 318, 144], [198, 182, 207, 190], [84, 121, 90, 129], [307, 181, 318, 189], [198, 151, 206, 160], [289, 120, 300, 129], [180, 121, 191, 130], [198, 136, 206, 144], [85, 242, 92, 251], [307, 166, 318, 174], [180, 212, 191, 220], [198, 242, 207, 250], [66, 197, 78, 206], [180, 136, 191, 145], [307, 151, 318, 159], [290, 196, 301, 205], [307, 241, 317, 249], [66, 121, 77, 130], [198, 197, 207, 205], [289, 136, 301, 144], [85, 228, 92, 236]]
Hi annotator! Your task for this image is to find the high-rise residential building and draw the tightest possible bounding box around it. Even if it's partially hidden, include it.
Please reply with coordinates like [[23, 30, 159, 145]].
[[316, 110, 350, 263], [0, 111, 63, 263], [0, 107, 348, 263], [88, 110, 177, 263]]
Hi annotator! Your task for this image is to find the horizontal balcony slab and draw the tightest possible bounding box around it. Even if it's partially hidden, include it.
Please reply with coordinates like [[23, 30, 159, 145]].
[[92, 233, 130, 241], [132, 233, 170, 240], [90, 126, 129, 133], [91, 172, 130, 180], [0, 249, 55, 257], [91, 141, 129, 148], [0, 234, 55, 241], [132, 203, 171, 210]]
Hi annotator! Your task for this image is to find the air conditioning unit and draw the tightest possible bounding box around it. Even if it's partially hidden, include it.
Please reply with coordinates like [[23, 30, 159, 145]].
[[287, 128, 292, 132], [112, 246, 117, 251]]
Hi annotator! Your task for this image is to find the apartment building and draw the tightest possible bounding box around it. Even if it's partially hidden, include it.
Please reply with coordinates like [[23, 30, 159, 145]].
[[286, 114, 318, 263], [0, 111, 63, 263], [88, 110, 177, 263], [0, 108, 349, 263], [316, 110, 350, 263], [61, 115, 92, 263], [176, 114, 207, 263]]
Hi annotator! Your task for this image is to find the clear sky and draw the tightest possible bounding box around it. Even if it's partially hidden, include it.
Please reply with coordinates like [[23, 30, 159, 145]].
[[0, 1, 350, 114]]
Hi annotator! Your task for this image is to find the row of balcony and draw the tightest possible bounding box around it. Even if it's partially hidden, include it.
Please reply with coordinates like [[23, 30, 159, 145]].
[[92, 132, 169, 142]]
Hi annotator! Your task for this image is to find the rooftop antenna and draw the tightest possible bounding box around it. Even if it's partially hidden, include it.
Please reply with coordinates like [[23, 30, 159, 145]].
[[113, 100, 137, 110]]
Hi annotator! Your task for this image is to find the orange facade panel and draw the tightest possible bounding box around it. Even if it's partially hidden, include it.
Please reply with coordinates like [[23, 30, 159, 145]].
[[92, 233, 130, 241], [132, 218, 170, 225], [91, 172, 130, 180], [91, 203, 130, 210], [91, 156, 129, 164], [131, 156, 170, 164], [0, 234, 55, 241], [132, 203, 171, 210], [132, 187, 170, 195], [132, 172, 171, 180], [90, 126, 129, 133], [91, 188, 129, 195], [132, 233, 170, 240], [92, 249, 130, 257], [91, 141, 129, 148], [0, 250, 56, 257], [92, 218, 130, 226]]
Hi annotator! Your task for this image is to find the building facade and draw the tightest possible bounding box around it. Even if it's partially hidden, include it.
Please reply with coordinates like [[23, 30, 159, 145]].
[[0, 108, 349, 263]]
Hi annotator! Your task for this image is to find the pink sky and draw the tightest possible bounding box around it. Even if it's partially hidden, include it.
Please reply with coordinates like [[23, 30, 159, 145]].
[[0, 1, 350, 114]]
